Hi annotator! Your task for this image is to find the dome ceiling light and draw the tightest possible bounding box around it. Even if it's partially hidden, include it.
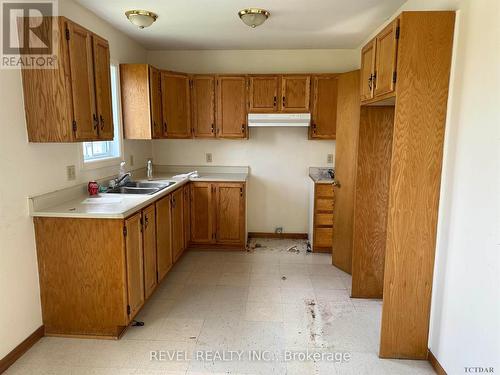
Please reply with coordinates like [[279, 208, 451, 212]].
[[238, 8, 270, 28], [125, 10, 158, 29]]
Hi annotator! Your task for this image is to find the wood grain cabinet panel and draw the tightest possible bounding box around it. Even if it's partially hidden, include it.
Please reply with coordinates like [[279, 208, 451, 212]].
[[67, 20, 97, 141], [216, 76, 248, 138], [92, 35, 113, 140], [120, 64, 164, 139], [374, 19, 399, 97], [312, 183, 335, 252], [215, 183, 246, 245], [281, 75, 310, 112], [142, 205, 157, 299], [125, 213, 145, 321], [161, 72, 191, 138], [190, 182, 215, 244], [156, 196, 172, 282], [248, 76, 279, 112], [310, 76, 338, 139], [360, 40, 376, 101], [20, 17, 113, 142], [191, 75, 216, 138], [183, 184, 191, 248], [171, 188, 185, 262]]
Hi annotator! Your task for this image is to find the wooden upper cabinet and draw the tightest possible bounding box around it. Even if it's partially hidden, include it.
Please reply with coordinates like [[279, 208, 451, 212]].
[[21, 17, 113, 142], [281, 75, 311, 112], [67, 20, 97, 141], [215, 183, 246, 245], [191, 75, 216, 138], [125, 213, 144, 320], [142, 206, 157, 299], [156, 196, 172, 282], [190, 182, 215, 244], [216, 76, 247, 138], [374, 19, 399, 97], [248, 76, 279, 112], [92, 35, 113, 140], [120, 64, 163, 139], [161, 72, 191, 138], [149, 66, 163, 139], [310, 76, 338, 139], [171, 188, 185, 262], [360, 39, 376, 101]]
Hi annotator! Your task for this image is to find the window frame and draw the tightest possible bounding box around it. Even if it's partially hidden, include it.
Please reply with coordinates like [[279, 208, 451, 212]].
[[79, 61, 124, 171]]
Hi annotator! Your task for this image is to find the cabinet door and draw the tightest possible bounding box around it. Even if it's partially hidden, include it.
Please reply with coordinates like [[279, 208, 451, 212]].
[[310, 76, 338, 139], [190, 182, 215, 244], [248, 76, 279, 112], [156, 196, 172, 281], [215, 183, 246, 245], [161, 72, 191, 138], [142, 205, 157, 299], [67, 21, 97, 140], [192, 76, 216, 138], [183, 184, 191, 248], [125, 213, 144, 319], [281, 75, 310, 112], [374, 19, 399, 97], [216, 76, 247, 138], [171, 188, 185, 262], [92, 35, 113, 140], [149, 66, 163, 139], [360, 39, 376, 101]]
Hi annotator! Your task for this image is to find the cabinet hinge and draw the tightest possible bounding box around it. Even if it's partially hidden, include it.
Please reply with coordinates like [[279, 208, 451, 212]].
[[392, 71, 397, 84], [65, 28, 70, 41], [127, 305, 131, 315], [123, 226, 127, 236], [395, 26, 400, 40], [72, 120, 77, 132]]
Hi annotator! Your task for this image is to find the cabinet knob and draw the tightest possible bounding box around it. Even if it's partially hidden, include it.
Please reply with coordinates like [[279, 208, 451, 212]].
[[92, 113, 98, 130], [99, 115, 104, 131], [282, 96, 286, 108], [163, 122, 167, 134], [241, 124, 245, 134], [211, 123, 214, 133], [273, 96, 277, 107]]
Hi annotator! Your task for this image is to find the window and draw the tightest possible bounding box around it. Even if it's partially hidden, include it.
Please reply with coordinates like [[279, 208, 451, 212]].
[[82, 64, 122, 165]]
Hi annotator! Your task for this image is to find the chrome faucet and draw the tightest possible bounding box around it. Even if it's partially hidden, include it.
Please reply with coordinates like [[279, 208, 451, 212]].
[[109, 161, 131, 188]]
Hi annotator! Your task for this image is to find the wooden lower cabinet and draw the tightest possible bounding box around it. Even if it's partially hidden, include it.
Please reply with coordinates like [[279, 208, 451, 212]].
[[156, 196, 172, 281], [171, 188, 185, 262], [125, 213, 145, 319], [191, 182, 246, 248], [312, 183, 335, 252], [142, 205, 157, 299]]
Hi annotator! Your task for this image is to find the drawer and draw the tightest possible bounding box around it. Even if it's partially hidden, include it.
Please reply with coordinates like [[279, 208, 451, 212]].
[[315, 213, 333, 226], [314, 227, 333, 248], [316, 198, 334, 212], [315, 184, 334, 198]]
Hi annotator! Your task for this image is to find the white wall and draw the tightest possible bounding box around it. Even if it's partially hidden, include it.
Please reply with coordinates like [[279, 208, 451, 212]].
[[148, 49, 359, 232], [0, 0, 150, 358], [376, 0, 499, 372]]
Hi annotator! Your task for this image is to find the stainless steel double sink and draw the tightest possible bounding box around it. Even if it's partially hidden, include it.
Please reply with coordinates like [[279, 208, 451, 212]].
[[106, 181, 175, 195]]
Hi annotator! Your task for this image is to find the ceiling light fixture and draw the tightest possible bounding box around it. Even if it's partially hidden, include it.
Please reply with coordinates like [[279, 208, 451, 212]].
[[238, 8, 270, 28], [125, 10, 158, 29]]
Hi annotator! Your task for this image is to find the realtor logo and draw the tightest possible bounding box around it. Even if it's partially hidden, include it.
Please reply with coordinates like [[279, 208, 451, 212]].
[[1, 0, 58, 69]]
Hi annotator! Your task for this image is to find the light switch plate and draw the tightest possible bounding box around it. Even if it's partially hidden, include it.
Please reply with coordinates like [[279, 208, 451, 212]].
[[66, 165, 76, 181], [327, 154, 334, 164], [206, 153, 213, 163]]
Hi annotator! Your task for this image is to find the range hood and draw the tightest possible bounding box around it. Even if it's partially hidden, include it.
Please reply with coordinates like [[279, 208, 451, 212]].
[[248, 113, 311, 127]]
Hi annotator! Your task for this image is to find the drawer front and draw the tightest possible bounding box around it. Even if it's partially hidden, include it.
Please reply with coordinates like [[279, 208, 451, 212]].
[[314, 227, 333, 248], [316, 198, 334, 212], [316, 184, 334, 198], [315, 213, 333, 226]]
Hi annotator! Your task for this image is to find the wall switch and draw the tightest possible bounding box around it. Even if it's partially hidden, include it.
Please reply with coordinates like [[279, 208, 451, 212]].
[[129, 155, 134, 167], [66, 165, 76, 181], [327, 154, 334, 164], [206, 153, 213, 163]]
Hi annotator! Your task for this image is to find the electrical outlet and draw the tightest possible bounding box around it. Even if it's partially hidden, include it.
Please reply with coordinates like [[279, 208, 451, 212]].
[[66, 165, 76, 181], [129, 155, 134, 167], [275, 227, 283, 234], [206, 153, 213, 163], [327, 154, 334, 164]]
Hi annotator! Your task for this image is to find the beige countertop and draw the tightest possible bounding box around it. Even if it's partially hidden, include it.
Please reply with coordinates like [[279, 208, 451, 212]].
[[30, 166, 248, 219], [309, 167, 334, 184]]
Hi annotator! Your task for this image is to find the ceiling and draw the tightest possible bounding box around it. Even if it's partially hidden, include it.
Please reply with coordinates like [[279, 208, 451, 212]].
[[76, 0, 407, 50]]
